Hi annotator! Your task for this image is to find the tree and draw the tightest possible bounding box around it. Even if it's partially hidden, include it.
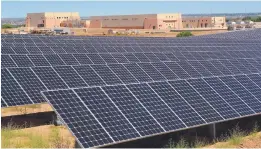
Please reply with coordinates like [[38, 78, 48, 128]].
[[2, 24, 13, 29], [176, 31, 193, 37], [242, 16, 252, 21]]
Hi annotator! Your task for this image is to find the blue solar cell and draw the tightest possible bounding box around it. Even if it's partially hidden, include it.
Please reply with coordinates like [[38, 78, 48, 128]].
[[28, 55, 51, 66], [1, 55, 17, 68], [127, 83, 186, 131], [204, 77, 254, 116], [44, 54, 66, 66], [74, 87, 140, 141], [123, 63, 153, 82], [164, 62, 190, 79], [108, 64, 139, 84], [58, 54, 80, 65], [137, 63, 166, 81], [169, 80, 224, 123], [54, 66, 87, 88], [149, 81, 205, 127], [103, 85, 164, 136], [10, 55, 34, 67], [9, 68, 46, 103], [73, 54, 93, 65], [187, 78, 240, 119], [220, 76, 261, 113], [86, 54, 106, 64], [32, 67, 68, 90], [91, 65, 123, 85], [2, 68, 33, 106], [73, 65, 105, 86]]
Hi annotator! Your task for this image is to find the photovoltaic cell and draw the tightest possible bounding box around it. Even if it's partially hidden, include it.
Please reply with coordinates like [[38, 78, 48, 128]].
[[28, 55, 51, 66], [91, 65, 123, 85], [10, 55, 34, 67], [169, 80, 224, 123], [111, 53, 130, 63], [204, 77, 254, 116], [99, 54, 118, 64], [151, 62, 179, 80], [1, 46, 15, 54], [58, 54, 80, 65], [86, 54, 106, 64], [1, 55, 17, 68], [137, 63, 166, 81], [164, 62, 190, 79], [32, 67, 68, 90], [123, 63, 153, 82], [187, 79, 239, 119], [74, 87, 140, 141], [73, 54, 93, 65], [9, 68, 46, 103], [149, 81, 205, 126], [127, 83, 186, 131], [102, 85, 164, 136], [73, 65, 105, 86], [42, 89, 114, 148], [108, 64, 139, 84], [177, 61, 202, 78], [54, 66, 87, 88], [2, 68, 32, 106], [220, 76, 261, 113], [44, 54, 66, 66]]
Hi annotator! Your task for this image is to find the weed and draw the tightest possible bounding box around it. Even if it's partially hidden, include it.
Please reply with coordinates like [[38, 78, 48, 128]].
[[49, 126, 71, 148], [227, 124, 245, 145]]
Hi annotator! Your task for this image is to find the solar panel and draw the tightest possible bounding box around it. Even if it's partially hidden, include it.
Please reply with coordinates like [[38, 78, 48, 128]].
[[44, 54, 66, 66], [53, 66, 88, 88], [1, 55, 17, 68], [126, 83, 186, 131], [91, 65, 123, 85], [74, 87, 140, 141], [108, 64, 139, 84], [103, 85, 165, 134], [151, 62, 179, 80], [187, 78, 240, 119], [10, 55, 34, 67], [27, 55, 51, 66], [149, 81, 205, 126], [73, 65, 105, 86], [111, 53, 130, 63], [1, 47, 15, 54], [32, 67, 68, 90], [86, 54, 106, 64], [219, 76, 261, 113], [137, 63, 166, 81], [123, 63, 153, 82], [2, 68, 33, 106], [58, 54, 80, 65], [169, 80, 224, 123], [9, 68, 47, 103], [164, 62, 190, 79], [72, 54, 93, 65]]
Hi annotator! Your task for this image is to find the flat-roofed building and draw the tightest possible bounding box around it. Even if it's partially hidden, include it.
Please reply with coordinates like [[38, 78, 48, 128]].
[[182, 16, 226, 29], [26, 12, 80, 28], [89, 13, 183, 30]]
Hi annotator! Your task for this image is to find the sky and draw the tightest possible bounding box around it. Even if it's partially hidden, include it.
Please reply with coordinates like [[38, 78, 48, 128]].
[[2, 1, 261, 18]]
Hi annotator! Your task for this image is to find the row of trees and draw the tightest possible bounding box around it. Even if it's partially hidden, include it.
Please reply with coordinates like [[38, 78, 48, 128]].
[[242, 16, 261, 22]]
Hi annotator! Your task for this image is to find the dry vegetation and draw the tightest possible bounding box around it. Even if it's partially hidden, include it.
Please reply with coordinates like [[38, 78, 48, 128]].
[[1, 124, 75, 148], [165, 123, 261, 148]]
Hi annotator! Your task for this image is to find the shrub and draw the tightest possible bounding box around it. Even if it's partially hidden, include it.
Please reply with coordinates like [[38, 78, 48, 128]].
[[176, 31, 193, 37], [2, 24, 14, 29]]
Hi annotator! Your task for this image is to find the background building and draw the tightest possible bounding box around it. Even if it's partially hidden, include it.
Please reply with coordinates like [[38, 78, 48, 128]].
[[26, 12, 80, 28], [182, 16, 226, 29], [89, 13, 183, 30]]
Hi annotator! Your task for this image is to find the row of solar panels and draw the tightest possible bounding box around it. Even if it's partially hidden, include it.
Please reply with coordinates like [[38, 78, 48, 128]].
[[196, 29, 261, 39], [3, 37, 260, 43], [42, 73, 261, 148], [2, 57, 261, 107], [2, 50, 261, 68], [2, 45, 261, 55]]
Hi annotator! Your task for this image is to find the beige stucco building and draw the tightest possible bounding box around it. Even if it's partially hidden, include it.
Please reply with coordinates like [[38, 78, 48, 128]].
[[26, 12, 80, 28], [182, 16, 226, 29], [89, 13, 183, 30]]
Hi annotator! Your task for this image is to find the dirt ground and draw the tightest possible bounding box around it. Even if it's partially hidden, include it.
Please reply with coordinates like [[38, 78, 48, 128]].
[[1, 103, 53, 117]]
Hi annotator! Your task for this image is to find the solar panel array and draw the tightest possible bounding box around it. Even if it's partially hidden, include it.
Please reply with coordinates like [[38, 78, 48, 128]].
[[1, 29, 261, 148]]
